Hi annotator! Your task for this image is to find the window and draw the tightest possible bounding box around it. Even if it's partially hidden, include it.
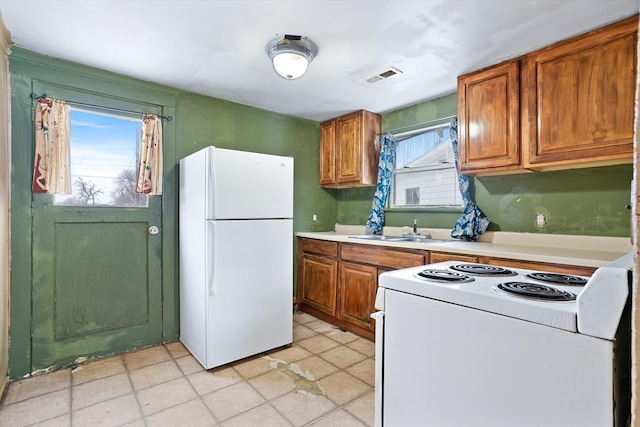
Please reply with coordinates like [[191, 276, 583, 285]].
[[389, 122, 463, 208], [54, 108, 147, 207]]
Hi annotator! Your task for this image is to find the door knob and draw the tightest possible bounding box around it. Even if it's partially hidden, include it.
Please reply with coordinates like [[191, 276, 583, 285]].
[[148, 226, 159, 235]]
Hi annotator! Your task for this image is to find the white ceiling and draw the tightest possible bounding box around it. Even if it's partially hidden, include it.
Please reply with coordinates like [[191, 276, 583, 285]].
[[0, 1, 638, 122]]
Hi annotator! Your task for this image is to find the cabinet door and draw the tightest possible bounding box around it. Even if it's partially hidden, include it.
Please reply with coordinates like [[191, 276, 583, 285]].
[[336, 111, 362, 184], [457, 60, 520, 174], [299, 254, 338, 315], [522, 16, 637, 168], [319, 120, 336, 185], [339, 261, 378, 331]]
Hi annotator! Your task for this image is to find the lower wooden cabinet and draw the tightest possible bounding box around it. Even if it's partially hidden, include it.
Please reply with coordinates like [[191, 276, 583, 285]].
[[338, 261, 378, 331], [298, 254, 337, 315], [297, 238, 426, 340]]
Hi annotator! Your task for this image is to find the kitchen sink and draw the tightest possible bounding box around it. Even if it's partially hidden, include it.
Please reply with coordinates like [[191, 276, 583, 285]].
[[349, 235, 447, 243]]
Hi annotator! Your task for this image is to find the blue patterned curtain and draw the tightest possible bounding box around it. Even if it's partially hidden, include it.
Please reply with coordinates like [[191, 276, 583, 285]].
[[365, 133, 397, 235], [450, 117, 490, 241]]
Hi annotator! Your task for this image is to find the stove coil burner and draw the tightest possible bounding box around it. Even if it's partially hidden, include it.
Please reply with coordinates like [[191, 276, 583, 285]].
[[494, 282, 577, 301], [525, 272, 587, 286], [449, 264, 516, 276], [416, 269, 474, 283]]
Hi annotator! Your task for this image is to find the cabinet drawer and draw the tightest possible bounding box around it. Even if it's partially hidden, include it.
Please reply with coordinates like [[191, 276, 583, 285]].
[[299, 238, 338, 258], [429, 252, 479, 264], [340, 243, 425, 270]]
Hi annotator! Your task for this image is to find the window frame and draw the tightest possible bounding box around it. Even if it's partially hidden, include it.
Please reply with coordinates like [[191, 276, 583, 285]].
[[386, 120, 464, 212]]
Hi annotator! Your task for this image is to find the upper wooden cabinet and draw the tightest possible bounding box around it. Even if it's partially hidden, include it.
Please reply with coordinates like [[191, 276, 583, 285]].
[[458, 60, 521, 174], [457, 15, 637, 175], [522, 16, 637, 170], [320, 110, 381, 188]]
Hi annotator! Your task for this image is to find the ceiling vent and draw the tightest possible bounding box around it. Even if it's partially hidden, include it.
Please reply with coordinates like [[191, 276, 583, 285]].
[[364, 67, 403, 84]]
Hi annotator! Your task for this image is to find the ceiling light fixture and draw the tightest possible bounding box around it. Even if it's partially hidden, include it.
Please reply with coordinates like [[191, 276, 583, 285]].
[[266, 34, 318, 80]]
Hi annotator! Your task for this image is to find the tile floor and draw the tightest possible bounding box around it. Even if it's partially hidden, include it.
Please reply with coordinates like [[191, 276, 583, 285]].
[[0, 312, 375, 427]]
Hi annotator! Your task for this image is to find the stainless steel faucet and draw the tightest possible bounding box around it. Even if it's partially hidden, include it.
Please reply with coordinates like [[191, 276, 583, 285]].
[[413, 219, 417, 235]]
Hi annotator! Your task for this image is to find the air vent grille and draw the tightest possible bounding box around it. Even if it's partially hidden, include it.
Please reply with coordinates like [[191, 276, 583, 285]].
[[364, 67, 403, 84]]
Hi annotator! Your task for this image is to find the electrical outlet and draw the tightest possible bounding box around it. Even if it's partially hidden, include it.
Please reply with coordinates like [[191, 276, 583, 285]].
[[535, 212, 547, 228], [312, 214, 317, 222]]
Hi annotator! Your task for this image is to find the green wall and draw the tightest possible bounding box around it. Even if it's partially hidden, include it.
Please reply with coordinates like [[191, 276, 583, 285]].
[[8, 48, 337, 378], [336, 93, 632, 237]]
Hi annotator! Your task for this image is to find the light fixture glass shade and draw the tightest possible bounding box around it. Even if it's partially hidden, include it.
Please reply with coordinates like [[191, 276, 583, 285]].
[[273, 51, 309, 80], [266, 35, 318, 80]]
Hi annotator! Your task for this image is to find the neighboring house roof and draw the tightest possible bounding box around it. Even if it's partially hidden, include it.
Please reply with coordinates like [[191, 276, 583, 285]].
[[404, 139, 453, 168]]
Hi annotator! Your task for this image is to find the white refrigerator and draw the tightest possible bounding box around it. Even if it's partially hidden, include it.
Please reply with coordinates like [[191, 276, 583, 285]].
[[179, 146, 294, 369]]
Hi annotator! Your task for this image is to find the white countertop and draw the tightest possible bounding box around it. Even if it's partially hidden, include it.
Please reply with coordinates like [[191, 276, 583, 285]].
[[296, 225, 633, 268]]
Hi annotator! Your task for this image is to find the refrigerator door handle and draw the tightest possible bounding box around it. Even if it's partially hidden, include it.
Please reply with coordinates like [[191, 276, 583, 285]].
[[207, 221, 215, 296]]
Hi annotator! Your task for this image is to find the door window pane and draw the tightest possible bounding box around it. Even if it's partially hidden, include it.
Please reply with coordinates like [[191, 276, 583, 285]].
[[54, 108, 148, 207]]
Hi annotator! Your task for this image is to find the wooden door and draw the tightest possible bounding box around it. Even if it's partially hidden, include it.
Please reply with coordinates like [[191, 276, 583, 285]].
[[457, 60, 521, 174], [339, 261, 377, 331], [522, 16, 637, 168], [299, 254, 337, 315], [336, 111, 362, 184], [31, 197, 163, 370], [319, 119, 336, 186]]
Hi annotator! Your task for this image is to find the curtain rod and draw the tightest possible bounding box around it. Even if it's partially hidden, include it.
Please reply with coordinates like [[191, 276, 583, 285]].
[[29, 93, 173, 122], [380, 114, 457, 136]]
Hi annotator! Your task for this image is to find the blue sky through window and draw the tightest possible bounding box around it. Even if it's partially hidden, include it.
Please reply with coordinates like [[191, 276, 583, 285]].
[[54, 108, 145, 206]]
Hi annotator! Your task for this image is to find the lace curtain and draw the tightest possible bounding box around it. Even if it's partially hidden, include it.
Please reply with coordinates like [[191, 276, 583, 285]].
[[365, 133, 397, 235], [136, 114, 163, 195], [450, 117, 490, 241], [32, 98, 71, 194]]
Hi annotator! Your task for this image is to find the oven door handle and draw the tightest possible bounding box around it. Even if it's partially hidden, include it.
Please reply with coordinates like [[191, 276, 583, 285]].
[[371, 310, 384, 427]]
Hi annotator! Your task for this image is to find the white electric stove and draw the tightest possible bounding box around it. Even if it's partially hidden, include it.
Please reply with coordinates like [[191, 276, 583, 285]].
[[372, 253, 633, 427]]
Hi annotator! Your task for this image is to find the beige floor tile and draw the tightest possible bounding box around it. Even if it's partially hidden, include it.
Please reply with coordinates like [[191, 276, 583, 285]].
[[346, 338, 375, 357], [175, 354, 206, 376], [292, 311, 316, 324], [345, 359, 375, 387], [72, 373, 132, 410], [129, 360, 182, 391], [220, 402, 290, 427], [318, 371, 371, 406], [293, 324, 316, 341], [164, 341, 190, 359], [137, 377, 197, 416], [267, 345, 311, 363], [187, 366, 242, 396], [271, 391, 337, 426], [0, 389, 69, 427], [124, 345, 172, 371], [344, 389, 375, 426], [318, 346, 367, 369], [325, 329, 360, 344], [73, 394, 141, 427], [310, 408, 366, 426], [144, 398, 215, 427], [121, 420, 146, 427], [32, 412, 71, 427], [232, 355, 273, 379], [296, 335, 340, 354], [247, 369, 295, 400], [3, 369, 70, 405], [71, 355, 125, 385], [304, 319, 337, 334], [294, 356, 339, 380], [203, 381, 265, 421]]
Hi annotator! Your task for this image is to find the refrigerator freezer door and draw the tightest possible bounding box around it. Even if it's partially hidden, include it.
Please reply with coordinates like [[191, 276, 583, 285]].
[[207, 147, 294, 220], [205, 218, 293, 369]]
